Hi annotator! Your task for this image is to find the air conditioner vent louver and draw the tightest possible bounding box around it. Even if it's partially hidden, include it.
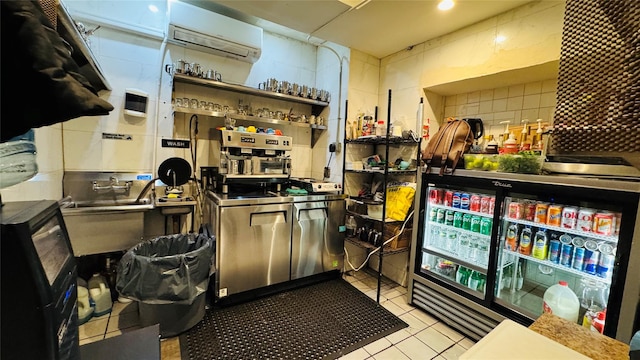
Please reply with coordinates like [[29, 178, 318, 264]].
[[172, 28, 251, 58], [168, 1, 262, 63]]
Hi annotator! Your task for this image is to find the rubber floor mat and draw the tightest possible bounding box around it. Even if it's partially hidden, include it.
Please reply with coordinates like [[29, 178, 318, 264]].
[[180, 278, 408, 359]]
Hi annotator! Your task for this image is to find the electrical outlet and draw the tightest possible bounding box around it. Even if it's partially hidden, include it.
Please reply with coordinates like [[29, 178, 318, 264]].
[[324, 167, 330, 178]]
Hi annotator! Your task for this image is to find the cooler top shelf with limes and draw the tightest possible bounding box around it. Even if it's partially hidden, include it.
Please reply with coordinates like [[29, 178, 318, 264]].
[[463, 153, 544, 174]]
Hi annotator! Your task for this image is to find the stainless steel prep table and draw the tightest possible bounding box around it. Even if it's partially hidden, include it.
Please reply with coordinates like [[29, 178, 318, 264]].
[[205, 191, 346, 301]]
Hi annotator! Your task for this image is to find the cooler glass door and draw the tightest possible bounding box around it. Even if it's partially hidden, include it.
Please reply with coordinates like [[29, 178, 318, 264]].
[[419, 183, 498, 300], [494, 192, 623, 333]]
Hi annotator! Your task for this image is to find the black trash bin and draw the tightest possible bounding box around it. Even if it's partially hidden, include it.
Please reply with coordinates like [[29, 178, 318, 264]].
[[116, 233, 215, 338]]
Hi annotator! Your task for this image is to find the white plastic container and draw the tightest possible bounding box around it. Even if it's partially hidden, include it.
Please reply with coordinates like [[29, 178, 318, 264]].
[[543, 281, 580, 323], [88, 273, 112, 316]]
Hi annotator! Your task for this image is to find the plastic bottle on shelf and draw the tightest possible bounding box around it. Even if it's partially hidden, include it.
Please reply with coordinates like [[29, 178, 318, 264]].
[[346, 216, 357, 238], [503, 132, 519, 154], [375, 120, 385, 136], [532, 230, 549, 260], [543, 281, 580, 323], [590, 310, 606, 334], [518, 226, 533, 255]]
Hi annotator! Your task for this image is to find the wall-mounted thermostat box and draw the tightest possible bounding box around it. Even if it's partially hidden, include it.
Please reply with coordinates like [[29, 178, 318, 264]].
[[124, 88, 149, 117]]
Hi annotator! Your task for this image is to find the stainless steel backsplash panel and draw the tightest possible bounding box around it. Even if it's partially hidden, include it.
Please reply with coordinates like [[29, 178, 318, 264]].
[[62, 171, 153, 205]]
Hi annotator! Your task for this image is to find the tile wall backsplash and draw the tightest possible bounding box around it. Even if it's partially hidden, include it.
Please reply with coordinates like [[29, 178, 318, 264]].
[[443, 79, 558, 139]]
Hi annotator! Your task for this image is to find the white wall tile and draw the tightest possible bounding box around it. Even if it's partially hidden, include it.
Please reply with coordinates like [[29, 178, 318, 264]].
[[479, 100, 493, 113], [524, 81, 543, 95], [494, 87, 509, 99], [540, 92, 557, 107], [523, 94, 541, 109], [508, 84, 525, 97], [506, 96, 524, 111], [492, 99, 507, 112]]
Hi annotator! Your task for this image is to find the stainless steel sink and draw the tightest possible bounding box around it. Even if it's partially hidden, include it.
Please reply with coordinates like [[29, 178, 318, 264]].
[[60, 172, 156, 256]]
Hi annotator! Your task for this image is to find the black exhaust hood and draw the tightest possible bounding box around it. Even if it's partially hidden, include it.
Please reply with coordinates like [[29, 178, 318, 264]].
[[56, 1, 111, 92]]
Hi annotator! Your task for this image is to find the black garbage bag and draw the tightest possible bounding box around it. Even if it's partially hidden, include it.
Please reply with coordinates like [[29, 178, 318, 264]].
[[116, 233, 215, 305]]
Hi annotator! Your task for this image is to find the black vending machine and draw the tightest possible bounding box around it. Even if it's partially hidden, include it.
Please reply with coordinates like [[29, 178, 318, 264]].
[[1, 200, 80, 360]]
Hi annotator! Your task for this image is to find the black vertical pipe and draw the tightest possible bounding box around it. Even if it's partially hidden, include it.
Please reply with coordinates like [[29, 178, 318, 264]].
[[341, 99, 348, 197], [377, 89, 392, 304]]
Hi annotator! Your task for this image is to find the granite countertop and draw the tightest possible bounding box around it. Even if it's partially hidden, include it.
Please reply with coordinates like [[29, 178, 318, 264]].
[[529, 313, 630, 360]]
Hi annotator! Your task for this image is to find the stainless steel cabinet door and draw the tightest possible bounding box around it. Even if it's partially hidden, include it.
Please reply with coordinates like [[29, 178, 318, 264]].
[[291, 200, 345, 280], [218, 203, 292, 296]]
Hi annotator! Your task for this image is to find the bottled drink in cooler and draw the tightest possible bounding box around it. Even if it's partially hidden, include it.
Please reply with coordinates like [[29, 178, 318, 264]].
[[456, 266, 470, 286], [532, 230, 549, 260], [543, 281, 580, 323], [505, 223, 519, 251], [519, 226, 533, 255]]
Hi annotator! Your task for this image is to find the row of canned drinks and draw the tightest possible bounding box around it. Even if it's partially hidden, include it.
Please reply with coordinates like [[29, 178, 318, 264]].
[[429, 188, 496, 215], [506, 199, 620, 237], [504, 223, 615, 279], [429, 208, 493, 236], [428, 226, 490, 266]]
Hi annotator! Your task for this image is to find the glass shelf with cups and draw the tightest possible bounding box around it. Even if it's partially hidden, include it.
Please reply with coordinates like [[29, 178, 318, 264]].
[[173, 74, 329, 108]]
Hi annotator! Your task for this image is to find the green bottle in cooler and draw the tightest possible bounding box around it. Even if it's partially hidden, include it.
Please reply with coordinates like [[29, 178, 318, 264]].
[[456, 266, 470, 286]]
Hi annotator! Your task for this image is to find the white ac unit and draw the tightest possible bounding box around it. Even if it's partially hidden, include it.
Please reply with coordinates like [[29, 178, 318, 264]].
[[168, 1, 262, 63]]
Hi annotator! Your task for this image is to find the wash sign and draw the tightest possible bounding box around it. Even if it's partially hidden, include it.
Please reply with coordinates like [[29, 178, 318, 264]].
[[162, 139, 190, 148]]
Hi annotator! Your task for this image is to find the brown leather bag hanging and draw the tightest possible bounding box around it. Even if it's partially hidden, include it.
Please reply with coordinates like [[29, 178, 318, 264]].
[[421, 119, 473, 175]]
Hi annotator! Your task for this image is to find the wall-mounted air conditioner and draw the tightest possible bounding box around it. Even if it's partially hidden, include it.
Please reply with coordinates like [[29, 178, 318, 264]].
[[168, 1, 262, 63]]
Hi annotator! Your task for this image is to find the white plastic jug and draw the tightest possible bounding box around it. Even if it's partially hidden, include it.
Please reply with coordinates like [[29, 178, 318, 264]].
[[77, 286, 94, 325], [88, 273, 112, 316], [543, 280, 580, 323]]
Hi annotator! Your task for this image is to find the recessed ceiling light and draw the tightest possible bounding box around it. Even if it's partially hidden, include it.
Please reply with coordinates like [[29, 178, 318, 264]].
[[495, 35, 507, 44], [438, 0, 454, 11], [148, 4, 159, 13]]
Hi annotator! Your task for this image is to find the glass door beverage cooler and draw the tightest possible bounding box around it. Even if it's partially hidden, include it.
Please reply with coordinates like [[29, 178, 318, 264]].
[[409, 171, 640, 343]]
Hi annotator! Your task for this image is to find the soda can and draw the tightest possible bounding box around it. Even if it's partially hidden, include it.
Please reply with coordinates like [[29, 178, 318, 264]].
[[429, 188, 443, 204], [613, 212, 622, 235], [598, 242, 615, 255], [560, 243, 573, 267], [444, 191, 454, 207], [488, 197, 496, 214], [597, 253, 615, 279], [548, 239, 561, 263], [534, 203, 549, 224], [593, 213, 615, 236], [469, 194, 481, 212], [577, 208, 595, 232], [429, 207, 438, 222], [559, 234, 573, 245], [480, 217, 493, 236], [508, 201, 524, 219], [470, 215, 482, 233], [445, 210, 455, 226], [547, 205, 563, 227], [572, 247, 585, 271], [583, 240, 600, 275], [524, 202, 537, 221], [480, 196, 491, 214], [561, 206, 578, 229], [462, 213, 472, 230], [452, 192, 462, 208], [436, 208, 446, 224], [461, 193, 471, 210], [572, 237, 585, 248], [453, 211, 463, 228]]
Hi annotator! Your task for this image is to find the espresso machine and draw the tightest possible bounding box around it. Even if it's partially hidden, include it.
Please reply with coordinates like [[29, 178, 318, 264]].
[[216, 130, 292, 193]]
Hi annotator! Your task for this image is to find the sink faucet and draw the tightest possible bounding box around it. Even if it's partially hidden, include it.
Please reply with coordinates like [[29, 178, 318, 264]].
[[92, 176, 131, 192]]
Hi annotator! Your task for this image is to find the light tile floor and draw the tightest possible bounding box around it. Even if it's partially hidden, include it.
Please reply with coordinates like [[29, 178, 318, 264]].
[[77, 270, 476, 359]]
